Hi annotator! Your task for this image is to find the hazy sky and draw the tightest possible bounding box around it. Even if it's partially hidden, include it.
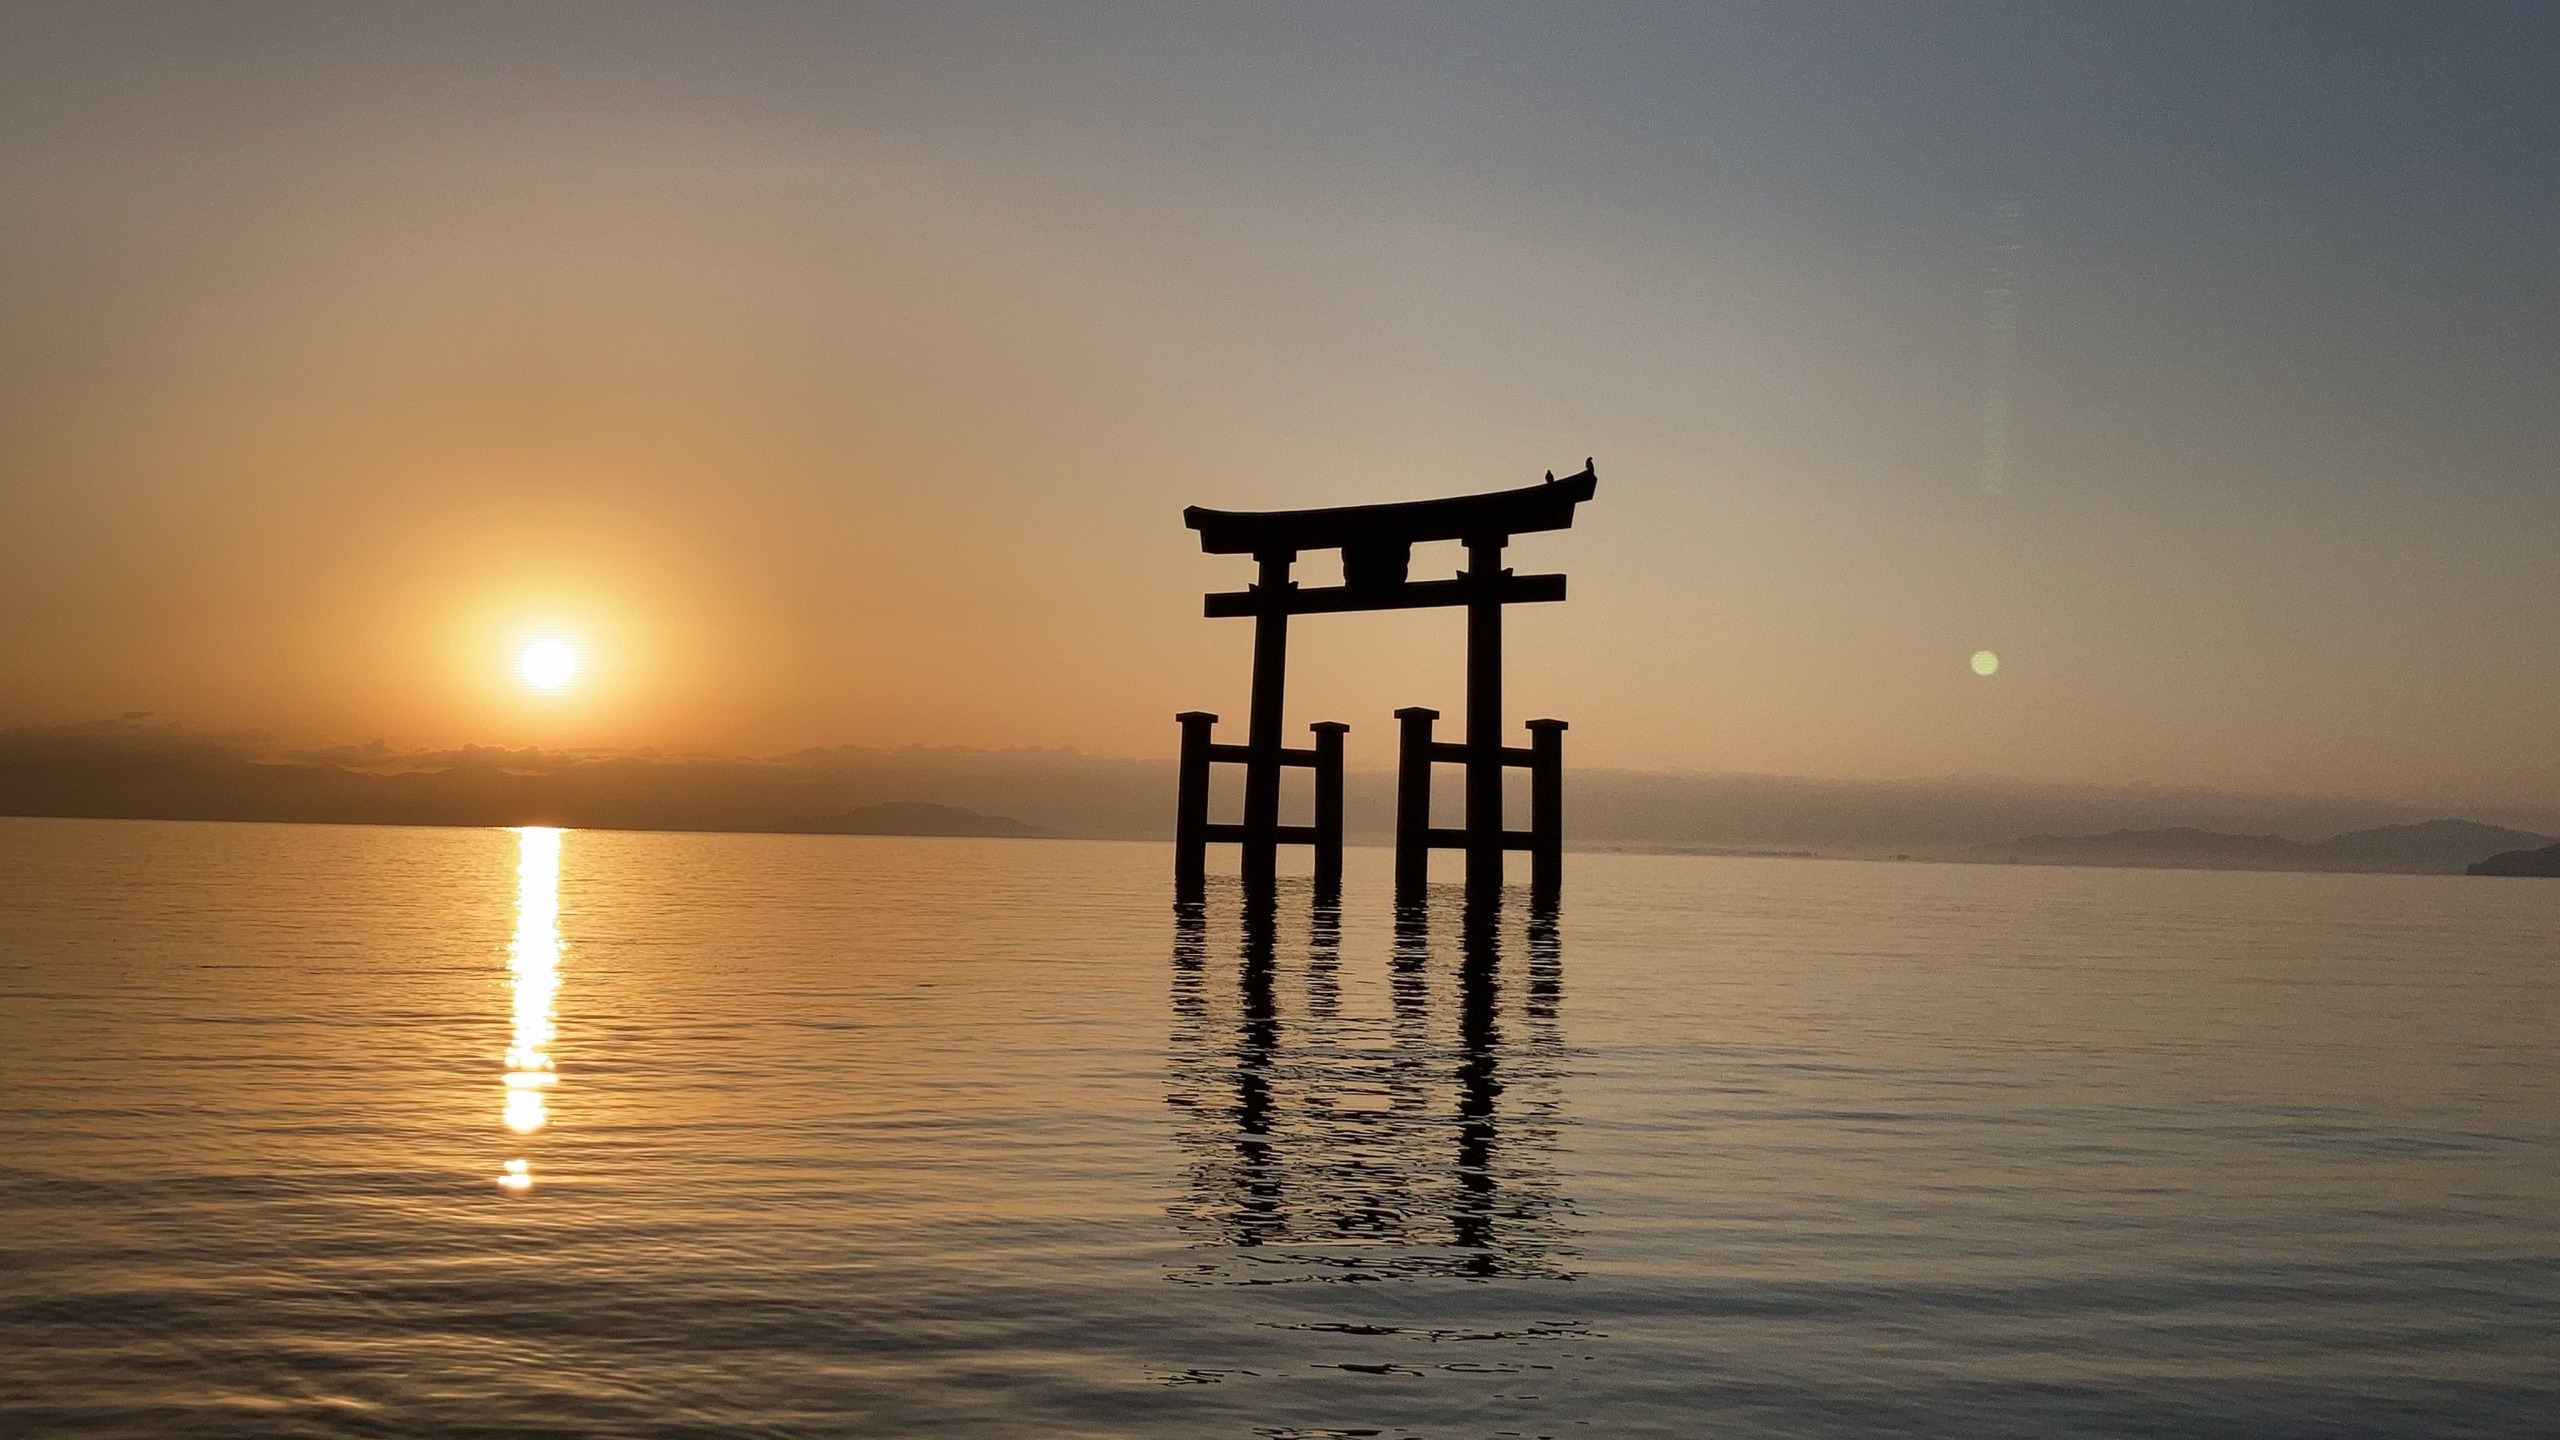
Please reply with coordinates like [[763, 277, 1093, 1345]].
[[4, 3, 2555, 810]]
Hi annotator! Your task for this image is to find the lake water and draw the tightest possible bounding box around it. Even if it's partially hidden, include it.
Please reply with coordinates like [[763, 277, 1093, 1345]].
[[1, 816, 2554, 1437]]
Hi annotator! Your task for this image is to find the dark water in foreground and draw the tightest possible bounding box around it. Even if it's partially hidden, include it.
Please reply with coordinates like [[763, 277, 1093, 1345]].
[[1, 817, 2554, 1438]]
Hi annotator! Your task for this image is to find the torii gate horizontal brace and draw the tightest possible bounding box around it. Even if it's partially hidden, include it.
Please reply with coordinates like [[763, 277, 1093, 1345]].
[[1201, 572, 1564, 618]]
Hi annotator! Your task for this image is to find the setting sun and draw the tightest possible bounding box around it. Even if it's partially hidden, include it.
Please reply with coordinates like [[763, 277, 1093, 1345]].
[[520, 639, 579, 690]]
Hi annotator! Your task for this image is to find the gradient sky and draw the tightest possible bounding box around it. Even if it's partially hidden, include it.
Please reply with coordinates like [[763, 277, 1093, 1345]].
[[4, 3, 2555, 810]]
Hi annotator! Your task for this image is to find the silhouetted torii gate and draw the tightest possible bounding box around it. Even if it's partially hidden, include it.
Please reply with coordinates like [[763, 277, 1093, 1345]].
[[1174, 462, 1597, 904]]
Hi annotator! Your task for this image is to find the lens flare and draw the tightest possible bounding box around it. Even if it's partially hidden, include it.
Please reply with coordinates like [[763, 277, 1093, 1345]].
[[1971, 650, 2000, 677]]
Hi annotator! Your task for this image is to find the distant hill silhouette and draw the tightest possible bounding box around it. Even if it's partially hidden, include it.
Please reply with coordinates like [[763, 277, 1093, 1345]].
[[7, 718, 2558, 855], [2468, 841, 2560, 877], [770, 801, 1055, 838], [0, 719, 1164, 837], [1983, 818, 2551, 875], [2308, 820, 2549, 871]]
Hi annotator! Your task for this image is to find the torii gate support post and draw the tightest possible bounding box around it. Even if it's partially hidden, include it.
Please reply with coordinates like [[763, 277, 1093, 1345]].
[[1175, 710, 1217, 901], [1312, 721, 1347, 898], [1393, 706, 1439, 902], [1528, 718, 1567, 901]]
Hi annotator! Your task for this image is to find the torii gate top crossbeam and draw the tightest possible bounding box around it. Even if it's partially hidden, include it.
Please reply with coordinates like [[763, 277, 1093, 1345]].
[[1184, 463, 1596, 557]]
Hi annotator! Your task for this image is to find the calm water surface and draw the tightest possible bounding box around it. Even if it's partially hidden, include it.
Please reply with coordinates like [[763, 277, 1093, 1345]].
[[1, 817, 2554, 1437]]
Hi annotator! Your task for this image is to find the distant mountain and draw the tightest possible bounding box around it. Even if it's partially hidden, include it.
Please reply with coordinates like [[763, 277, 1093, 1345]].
[[9, 718, 2560, 855], [2469, 842, 2560, 877], [2307, 819, 2552, 872], [770, 801, 1056, 839], [0, 720, 1164, 837], [1985, 819, 2551, 875]]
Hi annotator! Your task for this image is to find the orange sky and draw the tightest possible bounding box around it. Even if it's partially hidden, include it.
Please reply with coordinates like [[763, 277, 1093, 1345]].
[[2, 6, 2555, 813]]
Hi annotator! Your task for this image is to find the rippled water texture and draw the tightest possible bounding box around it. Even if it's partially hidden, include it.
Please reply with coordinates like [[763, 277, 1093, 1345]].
[[2, 817, 2555, 1437]]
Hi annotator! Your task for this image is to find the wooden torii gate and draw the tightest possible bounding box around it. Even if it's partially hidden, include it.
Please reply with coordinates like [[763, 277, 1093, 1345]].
[[1174, 462, 1597, 904]]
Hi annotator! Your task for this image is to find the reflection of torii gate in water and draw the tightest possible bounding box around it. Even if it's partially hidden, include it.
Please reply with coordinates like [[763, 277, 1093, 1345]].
[[1174, 462, 1597, 903]]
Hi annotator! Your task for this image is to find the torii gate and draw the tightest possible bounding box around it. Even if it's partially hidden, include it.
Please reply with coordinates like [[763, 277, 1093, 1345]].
[[1174, 462, 1597, 904]]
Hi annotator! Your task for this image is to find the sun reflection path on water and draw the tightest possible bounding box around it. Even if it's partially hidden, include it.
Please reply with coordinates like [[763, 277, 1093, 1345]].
[[499, 826, 562, 1192]]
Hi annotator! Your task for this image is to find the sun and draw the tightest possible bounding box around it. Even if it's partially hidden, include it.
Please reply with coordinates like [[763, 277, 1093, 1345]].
[[519, 638, 579, 690]]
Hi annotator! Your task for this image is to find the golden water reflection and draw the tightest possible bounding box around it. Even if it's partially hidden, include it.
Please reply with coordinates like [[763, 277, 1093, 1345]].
[[499, 826, 561, 1191]]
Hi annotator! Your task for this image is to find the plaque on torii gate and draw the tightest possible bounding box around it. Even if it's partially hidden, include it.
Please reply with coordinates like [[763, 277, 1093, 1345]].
[[1174, 461, 1596, 904]]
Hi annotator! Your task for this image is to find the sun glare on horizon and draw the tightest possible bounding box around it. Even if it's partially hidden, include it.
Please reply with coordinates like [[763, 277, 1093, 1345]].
[[520, 638, 580, 691]]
